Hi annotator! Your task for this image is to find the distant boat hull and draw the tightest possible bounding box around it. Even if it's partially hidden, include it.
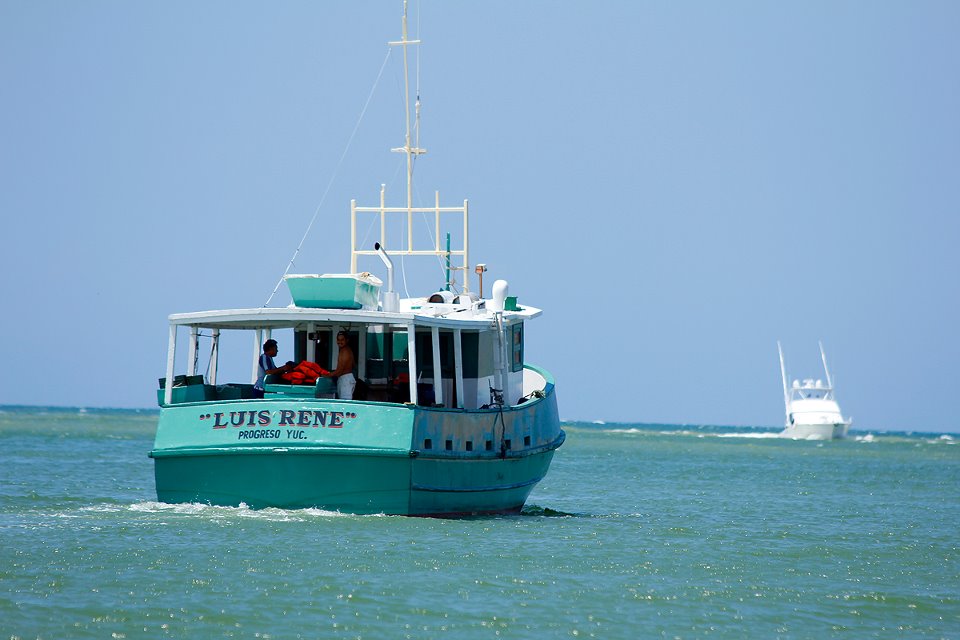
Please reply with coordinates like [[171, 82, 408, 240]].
[[780, 421, 850, 440], [150, 374, 563, 516]]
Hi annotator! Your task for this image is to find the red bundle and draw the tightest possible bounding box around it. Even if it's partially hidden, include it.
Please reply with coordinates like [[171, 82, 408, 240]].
[[281, 361, 330, 385]]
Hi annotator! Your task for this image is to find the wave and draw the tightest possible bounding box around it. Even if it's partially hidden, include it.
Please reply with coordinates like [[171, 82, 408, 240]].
[[0, 404, 159, 416], [85, 501, 382, 520], [561, 421, 958, 444], [714, 431, 783, 439]]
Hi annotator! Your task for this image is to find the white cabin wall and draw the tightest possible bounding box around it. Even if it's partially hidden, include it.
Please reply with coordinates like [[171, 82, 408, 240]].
[[506, 370, 524, 406], [462, 375, 496, 409]]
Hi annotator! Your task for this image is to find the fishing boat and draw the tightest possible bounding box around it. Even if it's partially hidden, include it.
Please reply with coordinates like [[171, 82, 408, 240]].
[[777, 341, 852, 440], [148, 5, 564, 515]]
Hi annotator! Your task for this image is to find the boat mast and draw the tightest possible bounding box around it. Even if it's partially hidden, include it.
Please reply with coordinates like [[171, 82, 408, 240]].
[[777, 341, 790, 420], [389, 0, 425, 221], [351, 1, 469, 290]]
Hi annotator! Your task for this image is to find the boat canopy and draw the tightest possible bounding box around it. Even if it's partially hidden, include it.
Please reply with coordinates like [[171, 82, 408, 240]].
[[163, 300, 540, 409], [168, 302, 541, 331]]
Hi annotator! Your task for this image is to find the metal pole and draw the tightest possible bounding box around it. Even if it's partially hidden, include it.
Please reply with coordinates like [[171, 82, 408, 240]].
[[252, 329, 263, 385], [307, 323, 316, 362], [453, 328, 464, 409], [445, 232, 451, 291], [210, 328, 219, 385], [435, 190, 440, 257], [380, 184, 386, 251], [463, 199, 469, 292], [164, 324, 176, 405], [351, 199, 358, 273], [407, 324, 418, 405], [358, 325, 367, 381], [187, 326, 198, 376], [401, 0, 412, 214], [431, 326, 442, 407]]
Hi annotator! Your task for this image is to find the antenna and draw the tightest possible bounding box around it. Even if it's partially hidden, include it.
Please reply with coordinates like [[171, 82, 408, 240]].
[[389, 0, 426, 214], [777, 341, 790, 419], [819, 340, 834, 389]]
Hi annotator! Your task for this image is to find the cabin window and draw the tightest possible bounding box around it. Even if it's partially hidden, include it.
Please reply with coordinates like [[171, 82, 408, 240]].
[[485, 440, 493, 451], [445, 439, 453, 451], [365, 329, 388, 382], [524, 435, 531, 447], [465, 441, 473, 452], [511, 323, 524, 373], [390, 330, 409, 382], [414, 331, 455, 379], [460, 332, 495, 378], [424, 438, 432, 450]]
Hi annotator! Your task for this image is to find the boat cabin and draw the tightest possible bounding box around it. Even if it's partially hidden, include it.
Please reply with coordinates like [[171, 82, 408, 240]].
[[789, 378, 834, 401], [159, 289, 544, 411]]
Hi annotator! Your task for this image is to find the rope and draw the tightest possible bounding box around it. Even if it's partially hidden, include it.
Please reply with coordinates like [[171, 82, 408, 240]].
[[495, 399, 507, 458], [192, 333, 200, 379], [263, 47, 394, 307], [400, 240, 411, 298]]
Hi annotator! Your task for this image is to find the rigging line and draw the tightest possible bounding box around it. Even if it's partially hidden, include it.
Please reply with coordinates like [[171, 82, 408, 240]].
[[263, 47, 394, 307], [400, 231, 412, 298]]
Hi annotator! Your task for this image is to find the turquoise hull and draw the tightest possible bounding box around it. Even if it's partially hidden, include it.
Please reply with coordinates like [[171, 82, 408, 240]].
[[150, 374, 563, 516]]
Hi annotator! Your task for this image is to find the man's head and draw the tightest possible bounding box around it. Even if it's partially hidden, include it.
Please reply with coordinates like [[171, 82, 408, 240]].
[[264, 339, 279, 356], [336, 331, 348, 348]]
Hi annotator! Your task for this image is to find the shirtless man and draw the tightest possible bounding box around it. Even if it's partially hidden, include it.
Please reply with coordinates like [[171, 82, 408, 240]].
[[323, 331, 356, 400]]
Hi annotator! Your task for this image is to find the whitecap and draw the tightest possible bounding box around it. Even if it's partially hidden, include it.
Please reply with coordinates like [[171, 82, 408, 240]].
[[80, 504, 127, 513], [714, 432, 782, 439]]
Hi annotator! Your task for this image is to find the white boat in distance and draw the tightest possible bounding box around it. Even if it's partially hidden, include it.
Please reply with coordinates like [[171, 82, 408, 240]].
[[777, 341, 852, 440]]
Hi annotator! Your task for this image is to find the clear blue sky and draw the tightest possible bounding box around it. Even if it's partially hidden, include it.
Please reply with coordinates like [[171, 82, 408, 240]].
[[1, 1, 957, 432]]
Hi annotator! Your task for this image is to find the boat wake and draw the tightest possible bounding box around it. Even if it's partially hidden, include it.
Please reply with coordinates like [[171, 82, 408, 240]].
[[713, 431, 783, 439], [520, 505, 581, 518], [86, 502, 383, 520]]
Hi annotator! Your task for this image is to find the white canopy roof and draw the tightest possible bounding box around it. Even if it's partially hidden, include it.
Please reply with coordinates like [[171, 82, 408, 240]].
[[168, 301, 541, 331]]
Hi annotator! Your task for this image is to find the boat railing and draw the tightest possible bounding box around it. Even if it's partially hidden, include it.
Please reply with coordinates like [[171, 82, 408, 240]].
[[522, 367, 547, 397], [350, 185, 469, 292]]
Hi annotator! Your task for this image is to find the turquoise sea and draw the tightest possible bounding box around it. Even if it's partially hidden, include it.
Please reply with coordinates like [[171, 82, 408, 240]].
[[1, 406, 957, 639]]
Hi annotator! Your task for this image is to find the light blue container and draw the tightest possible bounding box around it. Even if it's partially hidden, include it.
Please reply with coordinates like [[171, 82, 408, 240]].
[[284, 274, 382, 309]]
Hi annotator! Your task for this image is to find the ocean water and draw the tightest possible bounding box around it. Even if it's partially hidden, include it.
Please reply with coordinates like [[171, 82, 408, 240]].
[[1, 407, 957, 639]]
